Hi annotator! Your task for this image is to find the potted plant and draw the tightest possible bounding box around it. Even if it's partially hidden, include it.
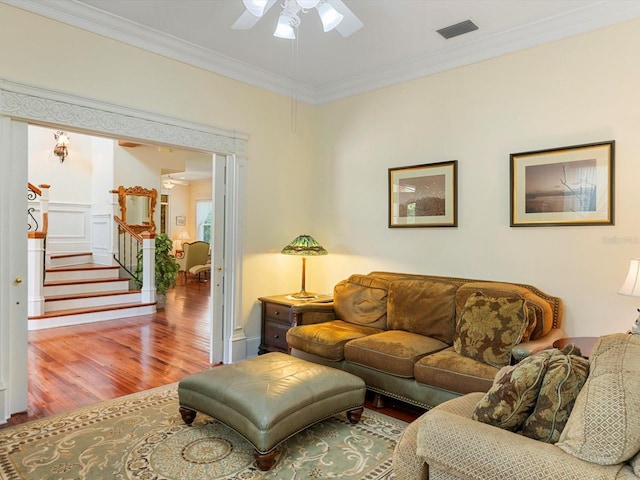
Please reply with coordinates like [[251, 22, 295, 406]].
[[134, 233, 180, 308]]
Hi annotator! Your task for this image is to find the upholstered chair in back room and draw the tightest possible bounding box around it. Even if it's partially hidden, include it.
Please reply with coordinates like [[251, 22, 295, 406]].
[[177, 241, 210, 280]]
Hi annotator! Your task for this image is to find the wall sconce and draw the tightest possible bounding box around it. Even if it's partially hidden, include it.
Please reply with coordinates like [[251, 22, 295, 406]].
[[53, 131, 70, 163]]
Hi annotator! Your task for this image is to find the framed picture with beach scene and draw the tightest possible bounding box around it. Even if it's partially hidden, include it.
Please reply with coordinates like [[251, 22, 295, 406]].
[[510, 141, 614, 226]]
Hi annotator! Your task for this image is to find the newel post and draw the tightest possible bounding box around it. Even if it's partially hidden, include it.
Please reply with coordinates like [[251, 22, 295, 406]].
[[141, 232, 156, 304], [38, 184, 50, 237], [27, 232, 46, 316]]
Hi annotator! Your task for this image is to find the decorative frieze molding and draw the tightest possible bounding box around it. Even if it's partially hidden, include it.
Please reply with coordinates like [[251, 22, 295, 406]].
[[0, 79, 248, 155]]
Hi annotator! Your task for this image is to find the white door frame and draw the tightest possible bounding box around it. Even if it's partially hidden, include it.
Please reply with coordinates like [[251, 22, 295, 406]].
[[0, 117, 29, 422], [0, 79, 248, 421]]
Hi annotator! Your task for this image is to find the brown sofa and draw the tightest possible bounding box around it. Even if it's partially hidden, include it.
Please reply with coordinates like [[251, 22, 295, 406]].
[[286, 272, 564, 409], [393, 333, 640, 479]]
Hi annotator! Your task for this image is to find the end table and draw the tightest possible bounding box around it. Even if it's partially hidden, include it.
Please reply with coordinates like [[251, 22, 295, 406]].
[[258, 294, 332, 355], [552, 336, 598, 359]]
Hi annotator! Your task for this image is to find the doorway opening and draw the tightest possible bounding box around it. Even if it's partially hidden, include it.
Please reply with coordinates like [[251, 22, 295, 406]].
[[0, 80, 248, 421]]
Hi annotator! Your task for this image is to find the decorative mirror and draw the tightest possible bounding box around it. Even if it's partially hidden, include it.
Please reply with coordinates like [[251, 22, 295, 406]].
[[115, 185, 157, 234]]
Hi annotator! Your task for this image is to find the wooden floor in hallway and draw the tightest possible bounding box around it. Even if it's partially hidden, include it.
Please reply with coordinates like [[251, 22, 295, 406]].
[[3, 278, 422, 428], [5, 278, 214, 427]]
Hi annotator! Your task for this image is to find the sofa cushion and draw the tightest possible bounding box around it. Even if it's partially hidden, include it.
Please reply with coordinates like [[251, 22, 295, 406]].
[[521, 345, 589, 443], [472, 348, 554, 431], [453, 293, 529, 368], [333, 274, 389, 329], [344, 331, 448, 378], [286, 320, 383, 361], [557, 333, 640, 465], [456, 282, 551, 340], [414, 347, 498, 394], [386, 279, 458, 344]]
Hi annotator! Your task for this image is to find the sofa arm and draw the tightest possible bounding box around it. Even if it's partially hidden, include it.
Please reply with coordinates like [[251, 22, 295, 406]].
[[416, 409, 625, 480], [511, 327, 566, 362], [290, 301, 338, 326]]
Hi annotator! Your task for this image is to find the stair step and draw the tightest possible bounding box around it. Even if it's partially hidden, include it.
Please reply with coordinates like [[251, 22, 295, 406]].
[[44, 290, 143, 312], [50, 252, 93, 260], [44, 290, 142, 301], [28, 302, 158, 330], [44, 278, 131, 296], [49, 252, 94, 268], [30, 301, 155, 319], [47, 263, 119, 272], [46, 264, 121, 282]]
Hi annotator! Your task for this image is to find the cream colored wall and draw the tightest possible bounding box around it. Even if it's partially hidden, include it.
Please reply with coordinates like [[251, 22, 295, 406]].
[[28, 125, 94, 203], [165, 187, 190, 244], [313, 18, 640, 338], [6, 3, 640, 346], [0, 3, 316, 345]]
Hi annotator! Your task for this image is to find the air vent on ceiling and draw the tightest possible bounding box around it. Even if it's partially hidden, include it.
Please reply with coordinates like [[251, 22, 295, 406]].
[[437, 20, 478, 40]]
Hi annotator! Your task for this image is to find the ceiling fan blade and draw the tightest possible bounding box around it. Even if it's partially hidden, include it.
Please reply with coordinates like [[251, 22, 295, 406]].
[[327, 0, 363, 37], [232, 10, 261, 29], [232, 0, 278, 30]]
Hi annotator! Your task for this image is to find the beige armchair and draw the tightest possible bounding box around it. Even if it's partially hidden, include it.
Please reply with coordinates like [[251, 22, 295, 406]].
[[176, 241, 210, 281], [393, 333, 640, 480]]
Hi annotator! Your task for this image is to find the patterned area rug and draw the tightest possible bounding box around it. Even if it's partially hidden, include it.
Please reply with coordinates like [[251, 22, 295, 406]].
[[0, 384, 407, 479]]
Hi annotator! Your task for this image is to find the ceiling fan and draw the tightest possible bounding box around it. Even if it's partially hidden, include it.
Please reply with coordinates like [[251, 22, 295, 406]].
[[232, 0, 363, 39], [161, 175, 189, 189]]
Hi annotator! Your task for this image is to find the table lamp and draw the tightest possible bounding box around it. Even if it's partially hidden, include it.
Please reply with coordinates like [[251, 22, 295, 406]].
[[617, 257, 640, 337], [281, 234, 328, 299], [175, 231, 190, 251]]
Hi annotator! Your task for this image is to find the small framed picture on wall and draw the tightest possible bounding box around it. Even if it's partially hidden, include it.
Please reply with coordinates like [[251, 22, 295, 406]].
[[389, 160, 458, 228], [176, 216, 186, 226]]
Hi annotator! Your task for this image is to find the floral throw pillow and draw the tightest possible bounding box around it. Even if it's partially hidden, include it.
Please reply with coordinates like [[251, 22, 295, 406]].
[[453, 293, 528, 368], [521, 345, 589, 443], [472, 349, 554, 431]]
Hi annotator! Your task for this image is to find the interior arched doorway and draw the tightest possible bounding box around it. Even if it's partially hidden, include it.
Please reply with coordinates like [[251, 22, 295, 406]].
[[0, 79, 247, 421]]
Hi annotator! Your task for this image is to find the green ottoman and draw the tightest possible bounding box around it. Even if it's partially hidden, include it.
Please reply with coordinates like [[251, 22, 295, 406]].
[[178, 352, 366, 471]]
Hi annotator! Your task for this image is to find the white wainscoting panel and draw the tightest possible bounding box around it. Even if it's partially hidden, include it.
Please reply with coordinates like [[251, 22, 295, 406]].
[[91, 213, 115, 265], [30, 201, 92, 255]]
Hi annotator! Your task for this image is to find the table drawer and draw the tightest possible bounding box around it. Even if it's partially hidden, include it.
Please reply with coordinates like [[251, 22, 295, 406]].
[[264, 320, 290, 351], [265, 302, 290, 323]]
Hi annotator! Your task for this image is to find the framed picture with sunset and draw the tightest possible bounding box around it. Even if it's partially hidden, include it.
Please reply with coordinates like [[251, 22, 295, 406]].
[[510, 141, 614, 226]]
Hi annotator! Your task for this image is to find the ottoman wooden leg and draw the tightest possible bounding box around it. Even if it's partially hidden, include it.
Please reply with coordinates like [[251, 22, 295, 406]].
[[346, 407, 364, 424], [254, 449, 277, 471], [179, 406, 197, 425]]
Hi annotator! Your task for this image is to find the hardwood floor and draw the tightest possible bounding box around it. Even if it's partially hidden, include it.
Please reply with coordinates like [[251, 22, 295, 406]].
[[5, 278, 213, 427], [3, 279, 421, 428]]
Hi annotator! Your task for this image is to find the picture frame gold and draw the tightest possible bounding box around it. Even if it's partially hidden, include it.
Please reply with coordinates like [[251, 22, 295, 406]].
[[176, 215, 186, 226], [510, 141, 614, 227], [389, 161, 458, 228]]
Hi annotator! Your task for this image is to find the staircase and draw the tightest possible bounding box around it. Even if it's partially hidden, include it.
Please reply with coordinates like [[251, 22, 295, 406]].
[[27, 252, 157, 330]]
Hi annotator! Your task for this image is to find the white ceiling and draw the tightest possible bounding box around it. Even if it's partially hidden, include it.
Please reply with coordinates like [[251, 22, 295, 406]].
[[6, 1, 640, 103]]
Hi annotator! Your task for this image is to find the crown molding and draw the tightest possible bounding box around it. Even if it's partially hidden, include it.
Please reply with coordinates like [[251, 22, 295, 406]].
[[314, 1, 640, 103], [4, 0, 640, 105], [0, 79, 248, 155], [1, 0, 316, 104]]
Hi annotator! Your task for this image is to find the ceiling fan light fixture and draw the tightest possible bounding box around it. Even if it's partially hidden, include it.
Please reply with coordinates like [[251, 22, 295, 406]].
[[296, 0, 319, 9], [243, 0, 268, 17], [317, 2, 343, 32], [274, 14, 296, 39]]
